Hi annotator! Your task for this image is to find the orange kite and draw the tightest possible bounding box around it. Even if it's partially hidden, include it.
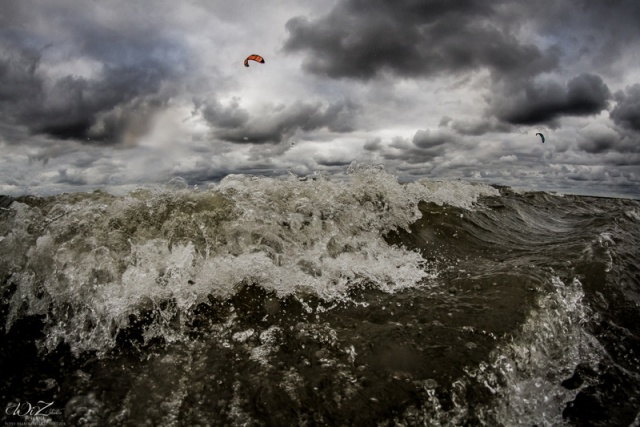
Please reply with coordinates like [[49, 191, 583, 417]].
[[244, 54, 265, 67]]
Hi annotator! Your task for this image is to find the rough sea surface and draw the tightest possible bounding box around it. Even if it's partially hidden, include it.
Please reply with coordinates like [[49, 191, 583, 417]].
[[1, 165, 639, 426]]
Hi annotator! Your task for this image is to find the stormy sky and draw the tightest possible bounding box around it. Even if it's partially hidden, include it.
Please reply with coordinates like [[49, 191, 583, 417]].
[[1, 0, 639, 197]]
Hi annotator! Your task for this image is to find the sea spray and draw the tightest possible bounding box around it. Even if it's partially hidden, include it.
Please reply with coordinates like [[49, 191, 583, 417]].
[[2, 170, 638, 426], [1, 166, 498, 355]]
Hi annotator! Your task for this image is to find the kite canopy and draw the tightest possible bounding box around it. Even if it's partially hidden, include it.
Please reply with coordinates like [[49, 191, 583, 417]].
[[536, 132, 545, 143], [244, 54, 265, 67]]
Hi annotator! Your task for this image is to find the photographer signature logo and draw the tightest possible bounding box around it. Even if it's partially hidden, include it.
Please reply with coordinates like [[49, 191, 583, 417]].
[[4, 400, 64, 426]]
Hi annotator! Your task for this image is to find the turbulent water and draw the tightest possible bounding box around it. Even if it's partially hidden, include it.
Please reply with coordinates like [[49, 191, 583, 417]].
[[1, 165, 639, 426]]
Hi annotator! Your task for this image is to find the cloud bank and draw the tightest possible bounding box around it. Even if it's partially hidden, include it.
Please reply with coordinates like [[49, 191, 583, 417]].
[[0, 0, 638, 198]]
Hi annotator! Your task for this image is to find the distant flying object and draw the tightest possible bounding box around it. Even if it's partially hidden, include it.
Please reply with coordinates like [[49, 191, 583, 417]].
[[244, 54, 265, 67], [536, 132, 545, 143]]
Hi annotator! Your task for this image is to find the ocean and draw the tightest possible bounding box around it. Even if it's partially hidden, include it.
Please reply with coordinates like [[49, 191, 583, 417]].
[[1, 165, 639, 426]]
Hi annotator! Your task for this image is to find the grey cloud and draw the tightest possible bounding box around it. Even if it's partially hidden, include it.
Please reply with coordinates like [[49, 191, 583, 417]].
[[283, 0, 557, 81], [202, 99, 250, 129], [205, 99, 360, 144], [412, 129, 453, 149], [11, 56, 179, 144], [441, 116, 512, 136], [315, 156, 354, 167], [282, 0, 636, 137], [0, 44, 43, 103], [55, 168, 89, 186], [87, 99, 168, 146], [529, 1, 640, 70], [376, 129, 456, 164], [493, 74, 611, 125], [1, 0, 639, 199], [577, 130, 640, 158], [610, 84, 640, 132], [0, 4, 188, 145], [439, 116, 453, 128], [363, 137, 382, 152], [577, 134, 618, 154]]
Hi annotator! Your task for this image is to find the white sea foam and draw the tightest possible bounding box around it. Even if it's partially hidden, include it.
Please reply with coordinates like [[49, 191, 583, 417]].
[[1, 166, 497, 354], [471, 276, 603, 426], [396, 275, 604, 426], [625, 208, 640, 221]]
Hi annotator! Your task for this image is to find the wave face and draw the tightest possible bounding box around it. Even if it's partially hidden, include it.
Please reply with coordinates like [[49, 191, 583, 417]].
[[1, 166, 639, 426]]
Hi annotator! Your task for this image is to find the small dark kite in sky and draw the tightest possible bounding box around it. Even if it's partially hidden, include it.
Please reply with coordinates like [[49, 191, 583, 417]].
[[536, 132, 545, 143]]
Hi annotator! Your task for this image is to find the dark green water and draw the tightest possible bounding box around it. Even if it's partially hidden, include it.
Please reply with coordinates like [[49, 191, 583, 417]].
[[1, 170, 639, 425]]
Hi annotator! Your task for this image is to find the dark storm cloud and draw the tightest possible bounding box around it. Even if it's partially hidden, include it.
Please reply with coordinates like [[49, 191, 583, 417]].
[[578, 132, 618, 155], [1, 0, 639, 199], [0, 47, 182, 144], [283, 0, 557, 81], [440, 115, 512, 136], [0, 44, 42, 103], [375, 129, 456, 164], [282, 0, 640, 137], [363, 137, 382, 152], [202, 99, 250, 130], [0, 6, 187, 145], [529, 1, 640, 69], [492, 74, 611, 126], [55, 168, 89, 186], [412, 129, 452, 149], [315, 157, 353, 167], [610, 84, 640, 132], [577, 123, 640, 157], [203, 99, 360, 144]]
